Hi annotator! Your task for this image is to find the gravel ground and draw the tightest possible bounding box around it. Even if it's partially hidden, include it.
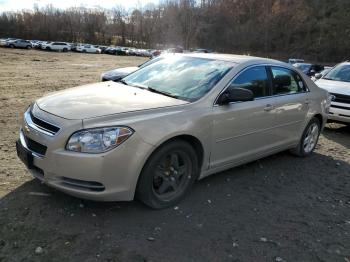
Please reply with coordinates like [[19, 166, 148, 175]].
[[0, 48, 349, 262]]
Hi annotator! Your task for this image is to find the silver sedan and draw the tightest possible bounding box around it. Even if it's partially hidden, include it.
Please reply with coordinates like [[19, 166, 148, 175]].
[[16, 54, 330, 208]]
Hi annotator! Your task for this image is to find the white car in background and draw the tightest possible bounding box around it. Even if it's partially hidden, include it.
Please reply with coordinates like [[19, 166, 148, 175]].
[[76, 44, 101, 54], [43, 42, 71, 52], [316, 62, 350, 124], [312, 66, 332, 81]]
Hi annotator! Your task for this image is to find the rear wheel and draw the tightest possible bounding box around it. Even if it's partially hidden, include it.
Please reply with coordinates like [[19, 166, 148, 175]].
[[290, 117, 321, 157], [9, 44, 14, 48], [26, 45, 31, 49], [63, 48, 68, 52], [136, 140, 199, 209]]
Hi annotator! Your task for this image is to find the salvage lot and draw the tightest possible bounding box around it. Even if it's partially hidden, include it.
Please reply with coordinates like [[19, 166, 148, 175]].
[[0, 49, 349, 261]]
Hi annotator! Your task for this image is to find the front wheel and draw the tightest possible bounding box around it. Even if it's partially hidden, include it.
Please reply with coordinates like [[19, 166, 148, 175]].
[[136, 140, 199, 209], [290, 117, 321, 157]]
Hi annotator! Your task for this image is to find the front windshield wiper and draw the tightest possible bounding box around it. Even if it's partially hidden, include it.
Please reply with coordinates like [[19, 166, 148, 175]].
[[118, 79, 128, 85], [118, 79, 147, 90], [147, 87, 180, 99]]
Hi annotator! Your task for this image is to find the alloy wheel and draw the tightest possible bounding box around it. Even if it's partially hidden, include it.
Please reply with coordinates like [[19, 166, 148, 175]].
[[303, 123, 319, 153], [152, 151, 192, 200]]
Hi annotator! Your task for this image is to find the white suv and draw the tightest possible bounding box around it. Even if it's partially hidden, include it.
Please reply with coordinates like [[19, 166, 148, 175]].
[[44, 42, 71, 52], [76, 44, 101, 54], [316, 62, 350, 124]]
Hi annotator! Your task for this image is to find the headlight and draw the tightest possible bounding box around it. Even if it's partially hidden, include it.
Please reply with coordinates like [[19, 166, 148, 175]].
[[66, 127, 133, 153]]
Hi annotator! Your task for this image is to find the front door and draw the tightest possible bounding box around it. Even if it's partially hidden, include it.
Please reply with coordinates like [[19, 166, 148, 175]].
[[211, 66, 282, 168]]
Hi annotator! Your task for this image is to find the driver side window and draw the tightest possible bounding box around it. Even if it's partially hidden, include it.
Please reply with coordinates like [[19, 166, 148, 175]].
[[229, 66, 270, 98]]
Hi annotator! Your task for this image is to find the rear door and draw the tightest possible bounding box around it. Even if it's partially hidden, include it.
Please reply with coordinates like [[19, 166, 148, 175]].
[[267, 66, 310, 144]]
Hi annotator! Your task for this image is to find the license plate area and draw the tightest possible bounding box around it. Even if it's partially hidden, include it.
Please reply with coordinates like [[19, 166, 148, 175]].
[[16, 140, 34, 169]]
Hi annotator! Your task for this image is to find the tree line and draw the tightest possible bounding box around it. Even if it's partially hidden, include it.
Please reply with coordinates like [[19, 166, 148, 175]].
[[0, 0, 349, 63]]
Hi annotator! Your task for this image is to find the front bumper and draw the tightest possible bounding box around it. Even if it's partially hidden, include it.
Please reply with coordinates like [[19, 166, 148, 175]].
[[328, 102, 350, 123], [17, 106, 154, 201]]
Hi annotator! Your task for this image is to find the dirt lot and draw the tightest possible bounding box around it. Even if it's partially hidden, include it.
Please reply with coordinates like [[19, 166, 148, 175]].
[[0, 48, 349, 262]]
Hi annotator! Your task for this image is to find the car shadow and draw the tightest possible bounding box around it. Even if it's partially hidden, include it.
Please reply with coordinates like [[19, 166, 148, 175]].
[[323, 123, 350, 149], [0, 151, 349, 261]]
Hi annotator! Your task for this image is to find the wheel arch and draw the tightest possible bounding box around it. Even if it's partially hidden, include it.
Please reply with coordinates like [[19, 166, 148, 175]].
[[144, 134, 205, 172], [313, 113, 323, 125]]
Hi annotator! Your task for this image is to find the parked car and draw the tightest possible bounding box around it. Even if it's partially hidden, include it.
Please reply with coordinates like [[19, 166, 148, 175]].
[[95, 45, 108, 53], [288, 58, 305, 64], [193, 48, 212, 53], [39, 41, 51, 49], [0, 38, 17, 46], [105, 47, 117, 55], [44, 42, 71, 52], [151, 50, 162, 57], [76, 44, 101, 54], [316, 62, 350, 124], [101, 55, 166, 81], [312, 66, 332, 81], [126, 48, 137, 56], [166, 47, 184, 53], [293, 63, 324, 77], [6, 39, 32, 49], [16, 54, 329, 209], [70, 43, 81, 52]]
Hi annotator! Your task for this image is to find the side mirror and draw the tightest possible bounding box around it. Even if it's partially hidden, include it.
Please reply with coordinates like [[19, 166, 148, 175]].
[[217, 87, 254, 105], [315, 73, 322, 79], [309, 69, 316, 76]]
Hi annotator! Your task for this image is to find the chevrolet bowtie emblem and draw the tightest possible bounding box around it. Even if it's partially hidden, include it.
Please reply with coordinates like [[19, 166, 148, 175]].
[[24, 125, 30, 133]]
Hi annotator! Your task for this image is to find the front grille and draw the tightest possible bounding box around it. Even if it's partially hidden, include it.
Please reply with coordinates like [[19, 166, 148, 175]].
[[331, 93, 350, 104], [60, 177, 105, 192], [30, 111, 60, 135], [25, 136, 47, 155], [331, 104, 350, 110]]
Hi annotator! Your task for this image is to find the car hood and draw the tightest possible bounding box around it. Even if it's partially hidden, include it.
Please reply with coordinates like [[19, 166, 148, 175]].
[[103, 67, 138, 78], [316, 79, 350, 95], [36, 81, 187, 120]]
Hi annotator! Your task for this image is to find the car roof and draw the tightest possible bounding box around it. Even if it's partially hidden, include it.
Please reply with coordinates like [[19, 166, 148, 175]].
[[178, 53, 287, 66], [294, 63, 312, 66]]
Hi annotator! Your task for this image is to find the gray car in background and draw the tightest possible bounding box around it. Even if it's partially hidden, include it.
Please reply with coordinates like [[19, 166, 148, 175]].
[[6, 39, 32, 49], [101, 55, 165, 81]]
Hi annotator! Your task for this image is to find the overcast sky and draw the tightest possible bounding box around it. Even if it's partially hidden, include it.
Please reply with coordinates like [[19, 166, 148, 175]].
[[0, 0, 159, 12]]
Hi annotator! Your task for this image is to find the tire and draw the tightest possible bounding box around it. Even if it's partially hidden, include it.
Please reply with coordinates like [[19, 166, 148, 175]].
[[26, 45, 31, 49], [83, 50, 87, 53], [290, 117, 321, 157], [9, 44, 14, 48], [46, 47, 51, 51], [63, 48, 68, 52], [136, 140, 199, 209]]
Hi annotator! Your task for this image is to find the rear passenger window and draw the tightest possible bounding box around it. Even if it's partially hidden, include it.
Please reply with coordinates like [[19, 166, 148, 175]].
[[271, 67, 306, 95], [230, 66, 270, 98]]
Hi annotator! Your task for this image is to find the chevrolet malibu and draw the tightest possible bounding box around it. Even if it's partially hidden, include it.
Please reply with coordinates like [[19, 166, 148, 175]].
[[16, 54, 330, 209]]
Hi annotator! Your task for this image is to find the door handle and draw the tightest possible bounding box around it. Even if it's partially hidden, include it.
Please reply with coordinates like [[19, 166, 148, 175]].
[[264, 104, 274, 111]]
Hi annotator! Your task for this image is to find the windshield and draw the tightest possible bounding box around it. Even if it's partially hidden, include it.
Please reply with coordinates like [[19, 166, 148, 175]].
[[320, 68, 331, 76], [122, 56, 234, 101], [138, 56, 164, 68], [295, 63, 311, 73], [323, 64, 350, 82]]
